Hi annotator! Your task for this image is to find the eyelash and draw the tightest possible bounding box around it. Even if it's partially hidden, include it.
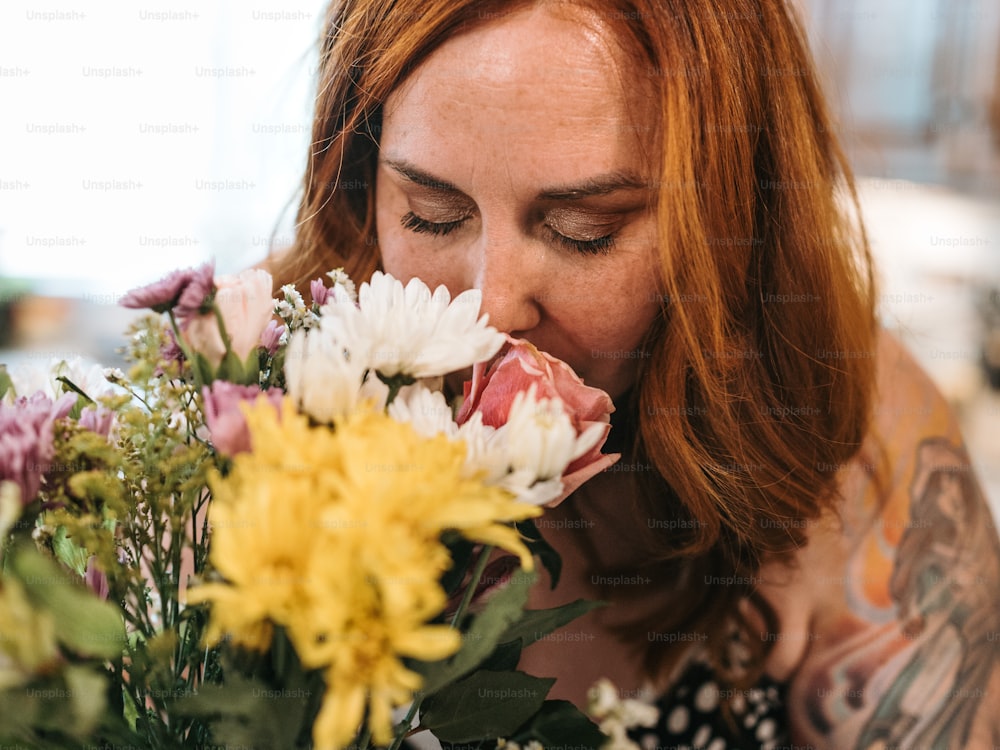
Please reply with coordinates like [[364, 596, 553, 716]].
[[399, 211, 616, 256], [400, 211, 466, 236]]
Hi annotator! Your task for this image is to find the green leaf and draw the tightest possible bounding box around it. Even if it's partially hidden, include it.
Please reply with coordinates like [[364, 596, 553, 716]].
[[242, 348, 261, 386], [420, 670, 554, 743], [10, 545, 125, 659], [0, 365, 14, 400], [479, 639, 522, 673], [440, 534, 476, 597], [267, 348, 286, 390], [516, 519, 561, 588], [63, 664, 108, 733], [216, 350, 246, 384], [51, 525, 90, 576], [194, 352, 216, 387], [510, 699, 607, 748], [56, 375, 95, 404], [417, 569, 536, 695], [497, 599, 606, 650], [175, 668, 314, 750]]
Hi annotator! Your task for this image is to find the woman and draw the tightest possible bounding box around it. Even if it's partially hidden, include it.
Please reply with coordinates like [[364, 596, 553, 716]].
[[272, 0, 1000, 746]]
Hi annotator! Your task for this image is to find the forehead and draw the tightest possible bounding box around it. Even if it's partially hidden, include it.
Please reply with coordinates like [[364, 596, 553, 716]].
[[380, 5, 656, 187]]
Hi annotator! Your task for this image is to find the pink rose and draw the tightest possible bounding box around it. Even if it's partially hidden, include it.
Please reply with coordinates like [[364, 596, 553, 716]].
[[182, 269, 275, 368], [202, 382, 284, 456], [457, 336, 619, 505]]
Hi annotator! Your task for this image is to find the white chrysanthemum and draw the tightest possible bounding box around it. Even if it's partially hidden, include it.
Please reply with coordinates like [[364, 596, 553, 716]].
[[453, 398, 567, 507], [319, 271, 505, 380], [502, 386, 605, 481], [386, 385, 458, 439], [385, 379, 605, 507], [284, 328, 368, 422], [5, 357, 116, 404]]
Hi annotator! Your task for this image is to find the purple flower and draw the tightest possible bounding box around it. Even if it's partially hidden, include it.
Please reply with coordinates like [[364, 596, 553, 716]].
[[84, 556, 110, 601], [259, 319, 285, 357], [202, 382, 283, 456], [0, 392, 76, 505], [310, 277, 331, 307], [79, 406, 115, 438], [120, 262, 215, 315], [174, 262, 217, 319], [160, 326, 186, 365]]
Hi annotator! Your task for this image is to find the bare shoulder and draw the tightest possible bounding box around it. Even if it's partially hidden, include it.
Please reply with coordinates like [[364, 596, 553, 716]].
[[783, 328, 1000, 748]]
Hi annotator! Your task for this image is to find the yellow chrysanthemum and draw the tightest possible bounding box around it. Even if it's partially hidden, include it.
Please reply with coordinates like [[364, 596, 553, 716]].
[[189, 397, 541, 750]]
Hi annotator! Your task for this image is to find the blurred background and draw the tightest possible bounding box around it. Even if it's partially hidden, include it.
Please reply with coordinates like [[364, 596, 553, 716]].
[[0, 0, 998, 510], [801, 0, 1000, 513]]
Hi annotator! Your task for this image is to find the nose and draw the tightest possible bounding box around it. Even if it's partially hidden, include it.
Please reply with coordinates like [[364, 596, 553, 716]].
[[470, 234, 543, 336]]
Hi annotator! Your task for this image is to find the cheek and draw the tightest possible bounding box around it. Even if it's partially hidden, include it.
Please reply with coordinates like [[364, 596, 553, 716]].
[[374, 181, 401, 272], [374, 186, 421, 282]]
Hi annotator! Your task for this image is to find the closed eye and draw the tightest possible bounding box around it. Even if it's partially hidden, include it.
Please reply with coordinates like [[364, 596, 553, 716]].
[[400, 210, 617, 255], [400, 211, 468, 236], [545, 227, 616, 255]]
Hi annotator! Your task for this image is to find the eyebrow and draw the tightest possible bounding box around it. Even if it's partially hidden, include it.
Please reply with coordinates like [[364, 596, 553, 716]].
[[382, 158, 650, 201]]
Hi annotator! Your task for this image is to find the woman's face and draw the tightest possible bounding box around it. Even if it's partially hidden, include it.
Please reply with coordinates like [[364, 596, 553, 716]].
[[375, 4, 661, 399]]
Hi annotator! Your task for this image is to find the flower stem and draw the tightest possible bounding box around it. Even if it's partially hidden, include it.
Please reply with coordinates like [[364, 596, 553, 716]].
[[387, 544, 495, 750], [450, 544, 493, 628], [167, 311, 196, 365], [211, 304, 235, 359]]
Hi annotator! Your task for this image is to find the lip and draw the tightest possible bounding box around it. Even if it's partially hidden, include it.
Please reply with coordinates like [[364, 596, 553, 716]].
[[473, 553, 521, 599], [444, 552, 521, 617], [444, 367, 473, 401]]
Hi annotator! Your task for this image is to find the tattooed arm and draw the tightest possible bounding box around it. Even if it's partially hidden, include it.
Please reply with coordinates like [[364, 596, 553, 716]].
[[784, 332, 1000, 749]]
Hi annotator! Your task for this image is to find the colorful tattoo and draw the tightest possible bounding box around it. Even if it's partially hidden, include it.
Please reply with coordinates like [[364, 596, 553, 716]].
[[801, 437, 1000, 748]]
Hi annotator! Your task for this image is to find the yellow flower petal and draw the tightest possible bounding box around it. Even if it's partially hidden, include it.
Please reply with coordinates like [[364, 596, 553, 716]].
[[313, 679, 365, 750]]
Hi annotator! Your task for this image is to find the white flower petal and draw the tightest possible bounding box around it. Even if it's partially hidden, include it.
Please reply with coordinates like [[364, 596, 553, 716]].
[[502, 387, 578, 480], [284, 328, 367, 422], [320, 271, 504, 380], [572, 421, 607, 461], [387, 386, 457, 439], [325, 268, 357, 303]]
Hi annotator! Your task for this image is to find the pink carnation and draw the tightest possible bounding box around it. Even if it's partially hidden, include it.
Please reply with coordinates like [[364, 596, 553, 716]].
[[202, 382, 284, 456]]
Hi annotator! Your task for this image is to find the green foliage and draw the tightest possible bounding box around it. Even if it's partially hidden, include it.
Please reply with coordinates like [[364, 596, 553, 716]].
[[8, 544, 124, 659], [421, 670, 555, 742], [0, 315, 223, 747], [0, 365, 12, 400]]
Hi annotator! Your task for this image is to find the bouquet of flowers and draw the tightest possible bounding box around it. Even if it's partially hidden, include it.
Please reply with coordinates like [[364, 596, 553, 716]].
[[0, 264, 656, 749]]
